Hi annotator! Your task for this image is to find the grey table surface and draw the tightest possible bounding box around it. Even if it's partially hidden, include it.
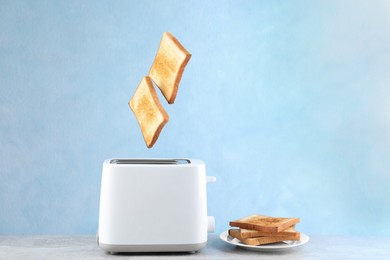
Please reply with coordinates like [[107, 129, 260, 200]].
[[1, 234, 390, 259]]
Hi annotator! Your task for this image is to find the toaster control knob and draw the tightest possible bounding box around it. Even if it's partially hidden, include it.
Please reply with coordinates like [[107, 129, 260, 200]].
[[207, 216, 215, 233]]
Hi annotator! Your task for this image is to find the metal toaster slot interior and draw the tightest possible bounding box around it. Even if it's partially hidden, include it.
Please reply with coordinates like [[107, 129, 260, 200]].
[[110, 159, 191, 165]]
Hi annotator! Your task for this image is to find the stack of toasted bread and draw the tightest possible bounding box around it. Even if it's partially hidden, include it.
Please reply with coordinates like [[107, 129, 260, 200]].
[[229, 214, 301, 246]]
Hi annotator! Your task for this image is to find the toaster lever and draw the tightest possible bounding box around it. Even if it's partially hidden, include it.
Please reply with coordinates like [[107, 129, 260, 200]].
[[206, 176, 216, 183], [207, 216, 215, 233]]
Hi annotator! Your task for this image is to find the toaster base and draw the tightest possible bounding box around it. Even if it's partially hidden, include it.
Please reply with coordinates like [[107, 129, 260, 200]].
[[98, 241, 207, 253]]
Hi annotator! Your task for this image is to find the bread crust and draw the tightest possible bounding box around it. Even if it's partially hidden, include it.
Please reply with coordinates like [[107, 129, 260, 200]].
[[129, 76, 169, 148], [239, 226, 298, 238], [229, 229, 300, 246], [149, 32, 191, 104], [229, 214, 300, 233]]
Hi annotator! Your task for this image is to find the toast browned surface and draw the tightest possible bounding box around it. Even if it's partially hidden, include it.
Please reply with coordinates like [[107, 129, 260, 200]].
[[149, 32, 191, 104], [238, 226, 298, 238], [129, 76, 169, 148], [229, 214, 300, 233], [229, 229, 300, 246]]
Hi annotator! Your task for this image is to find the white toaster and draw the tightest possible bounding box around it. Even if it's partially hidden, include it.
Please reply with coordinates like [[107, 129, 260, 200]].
[[97, 158, 216, 253]]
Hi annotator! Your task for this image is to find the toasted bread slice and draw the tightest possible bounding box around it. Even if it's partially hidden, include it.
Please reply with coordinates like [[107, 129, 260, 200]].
[[229, 214, 300, 233], [239, 226, 298, 238], [129, 76, 169, 148], [229, 229, 300, 246], [149, 32, 191, 104]]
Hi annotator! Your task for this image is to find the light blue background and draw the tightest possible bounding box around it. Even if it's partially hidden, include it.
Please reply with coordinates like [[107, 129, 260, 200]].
[[1, 0, 390, 236]]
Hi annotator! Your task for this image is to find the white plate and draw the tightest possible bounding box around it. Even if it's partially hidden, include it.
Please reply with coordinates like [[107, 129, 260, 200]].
[[219, 230, 310, 252]]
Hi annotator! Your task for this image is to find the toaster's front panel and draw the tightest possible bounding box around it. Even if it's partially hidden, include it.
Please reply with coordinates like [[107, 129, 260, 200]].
[[99, 159, 208, 246]]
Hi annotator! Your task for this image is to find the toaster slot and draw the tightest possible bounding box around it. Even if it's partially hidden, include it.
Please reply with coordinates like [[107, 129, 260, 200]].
[[110, 159, 191, 165]]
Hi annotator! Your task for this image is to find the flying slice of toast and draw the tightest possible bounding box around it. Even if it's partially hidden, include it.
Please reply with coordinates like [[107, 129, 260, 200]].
[[128, 32, 190, 148], [129, 76, 169, 148], [238, 226, 298, 238], [229, 229, 300, 246], [229, 214, 300, 233], [149, 32, 191, 104]]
